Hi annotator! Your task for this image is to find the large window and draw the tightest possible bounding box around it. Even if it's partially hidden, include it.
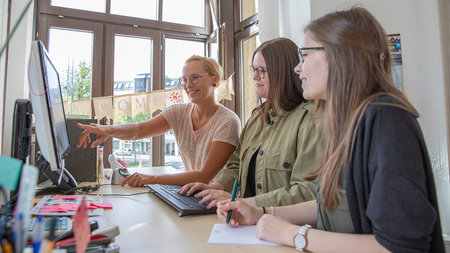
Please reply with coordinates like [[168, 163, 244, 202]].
[[162, 0, 205, 27], [111, 0, 158, 20], [37, 0, 212, 168], [112, 35, 153, 167], [48, 28, 93, 117], [240, 35, 260, 123], [51, 0, 106, 13], [240, 0, 258, 21], [234, 0, 259, 124]]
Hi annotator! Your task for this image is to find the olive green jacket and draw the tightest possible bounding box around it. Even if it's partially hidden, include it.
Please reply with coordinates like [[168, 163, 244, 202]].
[[214, 101, 323, 207]]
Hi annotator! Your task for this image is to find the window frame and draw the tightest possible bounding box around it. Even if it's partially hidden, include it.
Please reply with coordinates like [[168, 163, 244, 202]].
[[234, 26, 258, 125], [234, 0, 258, 33], [35, 0, 213, 166], [232, 0, 258, 122], [39, 0, 212, 35], [37, 15, 104, 98]]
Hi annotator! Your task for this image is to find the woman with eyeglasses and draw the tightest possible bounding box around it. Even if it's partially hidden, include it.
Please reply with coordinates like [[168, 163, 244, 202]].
[[216, 7, 444, 252], [179, 38, 323, 210], [76, 55, 241, 187]]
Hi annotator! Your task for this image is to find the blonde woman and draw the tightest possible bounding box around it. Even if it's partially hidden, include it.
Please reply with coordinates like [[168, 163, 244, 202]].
[[77, 56, 241, 187]]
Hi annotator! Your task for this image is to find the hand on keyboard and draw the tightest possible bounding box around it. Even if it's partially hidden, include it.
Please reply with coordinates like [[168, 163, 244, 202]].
[[178, 182, 216, 196], [194, 189, 232, 209], [148, 184, 217, 216]]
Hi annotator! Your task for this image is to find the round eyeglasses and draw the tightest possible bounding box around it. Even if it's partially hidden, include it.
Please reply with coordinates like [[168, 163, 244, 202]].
[[248, 66, 268, 79], [178, 73, 211, 87]]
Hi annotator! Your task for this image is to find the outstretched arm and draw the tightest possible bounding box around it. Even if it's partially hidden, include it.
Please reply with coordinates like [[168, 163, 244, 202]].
[[122, 141, 236, 186], [77, 114, 171, 148]]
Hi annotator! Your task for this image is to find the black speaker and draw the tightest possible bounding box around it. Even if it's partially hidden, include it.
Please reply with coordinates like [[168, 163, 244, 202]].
[[64, 118, 98, 182]]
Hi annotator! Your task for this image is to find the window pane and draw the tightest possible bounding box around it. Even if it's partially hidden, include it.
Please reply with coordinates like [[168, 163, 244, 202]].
[[164, 38, 204, 169], [111, 0, 158, 20], [208, 31, 218, 62], [113, 35, 153, 167], [51, 0, 106, 13], [163, 0, 204, 27], [164, 38, 204, 89], [241, 35, 260, 123], [48, 28, 93, 118], [241, 0, 258, 21]]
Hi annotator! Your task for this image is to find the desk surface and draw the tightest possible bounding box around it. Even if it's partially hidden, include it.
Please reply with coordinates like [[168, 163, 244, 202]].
[[97, 166, 296, 252]]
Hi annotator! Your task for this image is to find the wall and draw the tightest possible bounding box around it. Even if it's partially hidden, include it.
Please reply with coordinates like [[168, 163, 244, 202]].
[[259, 0, 310, 47], [0, 0, 8, 152], [2, 0, 34, 156]]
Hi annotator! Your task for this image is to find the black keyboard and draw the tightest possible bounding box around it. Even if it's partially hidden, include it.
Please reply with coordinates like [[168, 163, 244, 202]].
[[147, 184, 216, 217]]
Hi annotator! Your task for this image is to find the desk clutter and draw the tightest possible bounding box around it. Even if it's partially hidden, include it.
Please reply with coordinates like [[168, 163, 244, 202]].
[[27, 196, 118, 253], [31, 195, 112, 216], [1, 157, 283, 252], [1, 193, 118, 253]]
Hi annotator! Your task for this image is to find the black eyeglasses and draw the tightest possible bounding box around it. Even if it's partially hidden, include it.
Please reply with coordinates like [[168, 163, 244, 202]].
[[298, 47, 325, 64], [248, 66, 268, 79], [178, 73, 211, 86]]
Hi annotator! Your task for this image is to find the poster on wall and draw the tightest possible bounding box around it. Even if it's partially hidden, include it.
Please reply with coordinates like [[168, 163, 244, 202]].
[[388, 33, 403, 91]]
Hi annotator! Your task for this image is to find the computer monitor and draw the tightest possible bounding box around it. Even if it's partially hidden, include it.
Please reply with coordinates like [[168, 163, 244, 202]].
[[28, 40, 77, 191]]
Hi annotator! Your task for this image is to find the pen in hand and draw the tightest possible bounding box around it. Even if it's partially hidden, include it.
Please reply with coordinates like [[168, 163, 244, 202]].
[[226, 179, 239, 224]]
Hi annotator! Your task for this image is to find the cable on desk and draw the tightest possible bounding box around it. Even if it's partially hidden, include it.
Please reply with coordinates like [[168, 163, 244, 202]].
[[84, 191, 150, 197], [63, 184, 101, 195]]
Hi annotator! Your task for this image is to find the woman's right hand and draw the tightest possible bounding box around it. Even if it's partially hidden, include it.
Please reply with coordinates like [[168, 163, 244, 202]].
[[178, 182, 215, 196], [196, 189, 231, 209], [216, 199, 263, 226], [76, 123, 110, 148]]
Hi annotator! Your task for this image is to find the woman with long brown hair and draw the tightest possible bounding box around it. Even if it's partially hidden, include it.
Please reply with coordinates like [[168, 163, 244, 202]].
[[180, 37, 323, 209], [216, 7, 444, 252]]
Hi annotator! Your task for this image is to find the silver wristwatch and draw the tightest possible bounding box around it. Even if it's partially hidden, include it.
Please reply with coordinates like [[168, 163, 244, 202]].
[[294, 224, 311, 251]]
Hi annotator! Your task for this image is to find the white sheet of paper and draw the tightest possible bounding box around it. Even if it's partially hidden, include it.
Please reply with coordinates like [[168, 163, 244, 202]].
[[208, 224, 278, 246]]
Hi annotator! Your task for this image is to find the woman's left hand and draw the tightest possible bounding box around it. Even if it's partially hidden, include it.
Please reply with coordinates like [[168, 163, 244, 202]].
[[256, 214, 299, 247], [121, 172, 155, 187]]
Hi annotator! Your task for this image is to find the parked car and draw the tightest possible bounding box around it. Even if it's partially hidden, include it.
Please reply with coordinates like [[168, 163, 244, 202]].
[[114, 148, 132, 156]]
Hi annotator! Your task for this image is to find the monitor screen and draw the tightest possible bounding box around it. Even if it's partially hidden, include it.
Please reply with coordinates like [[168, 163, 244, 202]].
[[28, 40, 77, 190], [43, 52, 70, 159]]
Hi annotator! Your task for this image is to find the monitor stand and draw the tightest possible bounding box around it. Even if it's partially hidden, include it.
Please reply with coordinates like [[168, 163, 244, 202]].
[[34, 183, 66, 195], [35, 152, 78, 193]]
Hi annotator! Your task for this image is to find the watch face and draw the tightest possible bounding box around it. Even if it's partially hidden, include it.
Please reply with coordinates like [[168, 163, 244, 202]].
[[295, 234, 306, 250]]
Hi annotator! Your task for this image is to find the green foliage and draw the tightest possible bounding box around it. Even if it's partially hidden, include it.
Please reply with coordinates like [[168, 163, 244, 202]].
[[73, 61, 91, 100], [61, 60, 91, 101]]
